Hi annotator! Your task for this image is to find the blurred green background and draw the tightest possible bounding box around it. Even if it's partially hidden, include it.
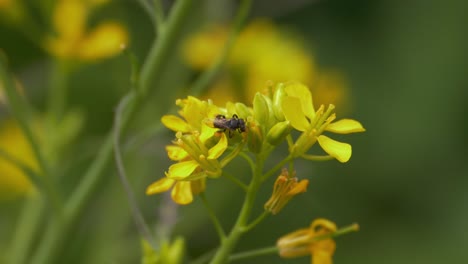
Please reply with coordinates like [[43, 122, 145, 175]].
[[1, 0, 468, 263]]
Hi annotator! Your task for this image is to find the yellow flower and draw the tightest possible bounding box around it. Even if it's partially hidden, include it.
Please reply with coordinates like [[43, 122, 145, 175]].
[[45, 0, 127, 61], [264, 168, 308, 214], [281, 82, 365, 162], [161, 96, 220, 142], [148, 96, 234, 204], [168, 132, 228, 180], [277, 218, 337, 264], [181, 19, 318, 106], [0, 119, 39, 200], [146, 176, 205, 205]]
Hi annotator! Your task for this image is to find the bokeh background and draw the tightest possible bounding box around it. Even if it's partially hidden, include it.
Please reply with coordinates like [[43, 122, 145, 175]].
[[1, 0, 468, 263]]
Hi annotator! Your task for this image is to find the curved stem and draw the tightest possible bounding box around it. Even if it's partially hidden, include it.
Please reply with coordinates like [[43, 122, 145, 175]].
[[190, 0, 251, 96], [229, 246, 278, 262], [237, 152, 255, 177], [208, 155, 264, 264], [242, 210, 269, 233], [261, 155, 293, 182], [222, 171, 248, 192], [113, 92, 157, 249], [200, 193, 226, 241], [29, 1, 198, 263]]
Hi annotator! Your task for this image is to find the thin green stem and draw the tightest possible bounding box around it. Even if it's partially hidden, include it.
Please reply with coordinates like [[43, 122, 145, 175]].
[[0, 62, 62, 212], [113, 92, 157, 249], [29, 1, 198, 262], [241, 210, 269, 233], [190, 0, 251, 96], [47, 61, 68, 124], [139, 0, 195, 97], [300, 154, 334, 161], [261, 155, 293, 182], [137, 0, 157, 27], [229, 246, 278, 262], [189, 248, 218, 264], [229, 223, 360, 262], [9, 197, 46, 264], [222, 171, 248, 192], [237, 152, 255, 177], [153, 0, 165, 34], [208, 155, 264, 264], [200, 193, 226, 241]]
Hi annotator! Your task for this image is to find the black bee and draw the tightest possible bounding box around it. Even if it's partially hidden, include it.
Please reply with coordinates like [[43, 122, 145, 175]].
[[213, 114, 246, 137]]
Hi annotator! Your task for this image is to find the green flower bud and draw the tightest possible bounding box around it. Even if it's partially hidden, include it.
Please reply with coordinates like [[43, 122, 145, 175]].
[[266, 120, 291, 146], [272, 83, 286, 121], [253, 93, 270, 129]]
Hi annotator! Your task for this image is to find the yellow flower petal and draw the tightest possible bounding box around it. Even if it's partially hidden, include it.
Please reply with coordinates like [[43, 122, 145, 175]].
[[287, 179, 309, 195], [53, 0, 86, 41], [146, 177, 175, 195], [282, 97, 310, 132], [78, 22, 128, 60], [167, 160, 199, 180], [317, 135, 351, 163], [207, 133, 227, 159], [166, 145, 189, 161], [161, 115, 191, 132], [325, 119, 365, 134], [171, 181, 193, 205], [284, 82, 315, 120]]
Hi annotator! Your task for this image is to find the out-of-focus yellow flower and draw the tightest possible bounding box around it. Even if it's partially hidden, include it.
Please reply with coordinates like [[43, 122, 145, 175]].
[[0, 0, 25, 24], [264, 168, 308, 214], [0, 119, 39, 199], [45, 0, 127, 61], [281, 82, 365, 162], [277, 218, 337, 264], [182, 19, 350, 110]]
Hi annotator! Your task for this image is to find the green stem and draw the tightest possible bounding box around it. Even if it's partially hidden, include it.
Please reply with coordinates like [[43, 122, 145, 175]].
[[113, 93, 157, 249], [137, 0, 157, 27], [190, 0, 251, 96], [242, 210, 269, 233], [47, 61, 68, 124], [209, 156, 264, 264], [261, 155, 293, 182], [29, 1, 198, 262], [222, 171, 248, 191], [237, 152, 255, 177], [0, 62, 62, 212], [300, 154, 334, 161], [229, 246, 278, 262], [200, 193, 226, 241], [9, 197, 46, 264], [153, 0, 165, 34]]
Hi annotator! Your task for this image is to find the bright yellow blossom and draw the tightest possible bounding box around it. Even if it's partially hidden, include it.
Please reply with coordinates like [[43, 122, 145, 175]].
[[277, 218, 337, 264], [281, 82, 365, 162], [45, 0, 127, 61], [148, 96, 237, 204]]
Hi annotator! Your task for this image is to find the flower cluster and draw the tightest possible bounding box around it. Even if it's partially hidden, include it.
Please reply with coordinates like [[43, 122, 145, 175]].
[[147, 82, 365, 206], [146, 96, 249, 204]]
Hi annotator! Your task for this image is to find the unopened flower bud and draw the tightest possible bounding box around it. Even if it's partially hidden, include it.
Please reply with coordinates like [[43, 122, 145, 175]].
[[266, 120, 291, 146]]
